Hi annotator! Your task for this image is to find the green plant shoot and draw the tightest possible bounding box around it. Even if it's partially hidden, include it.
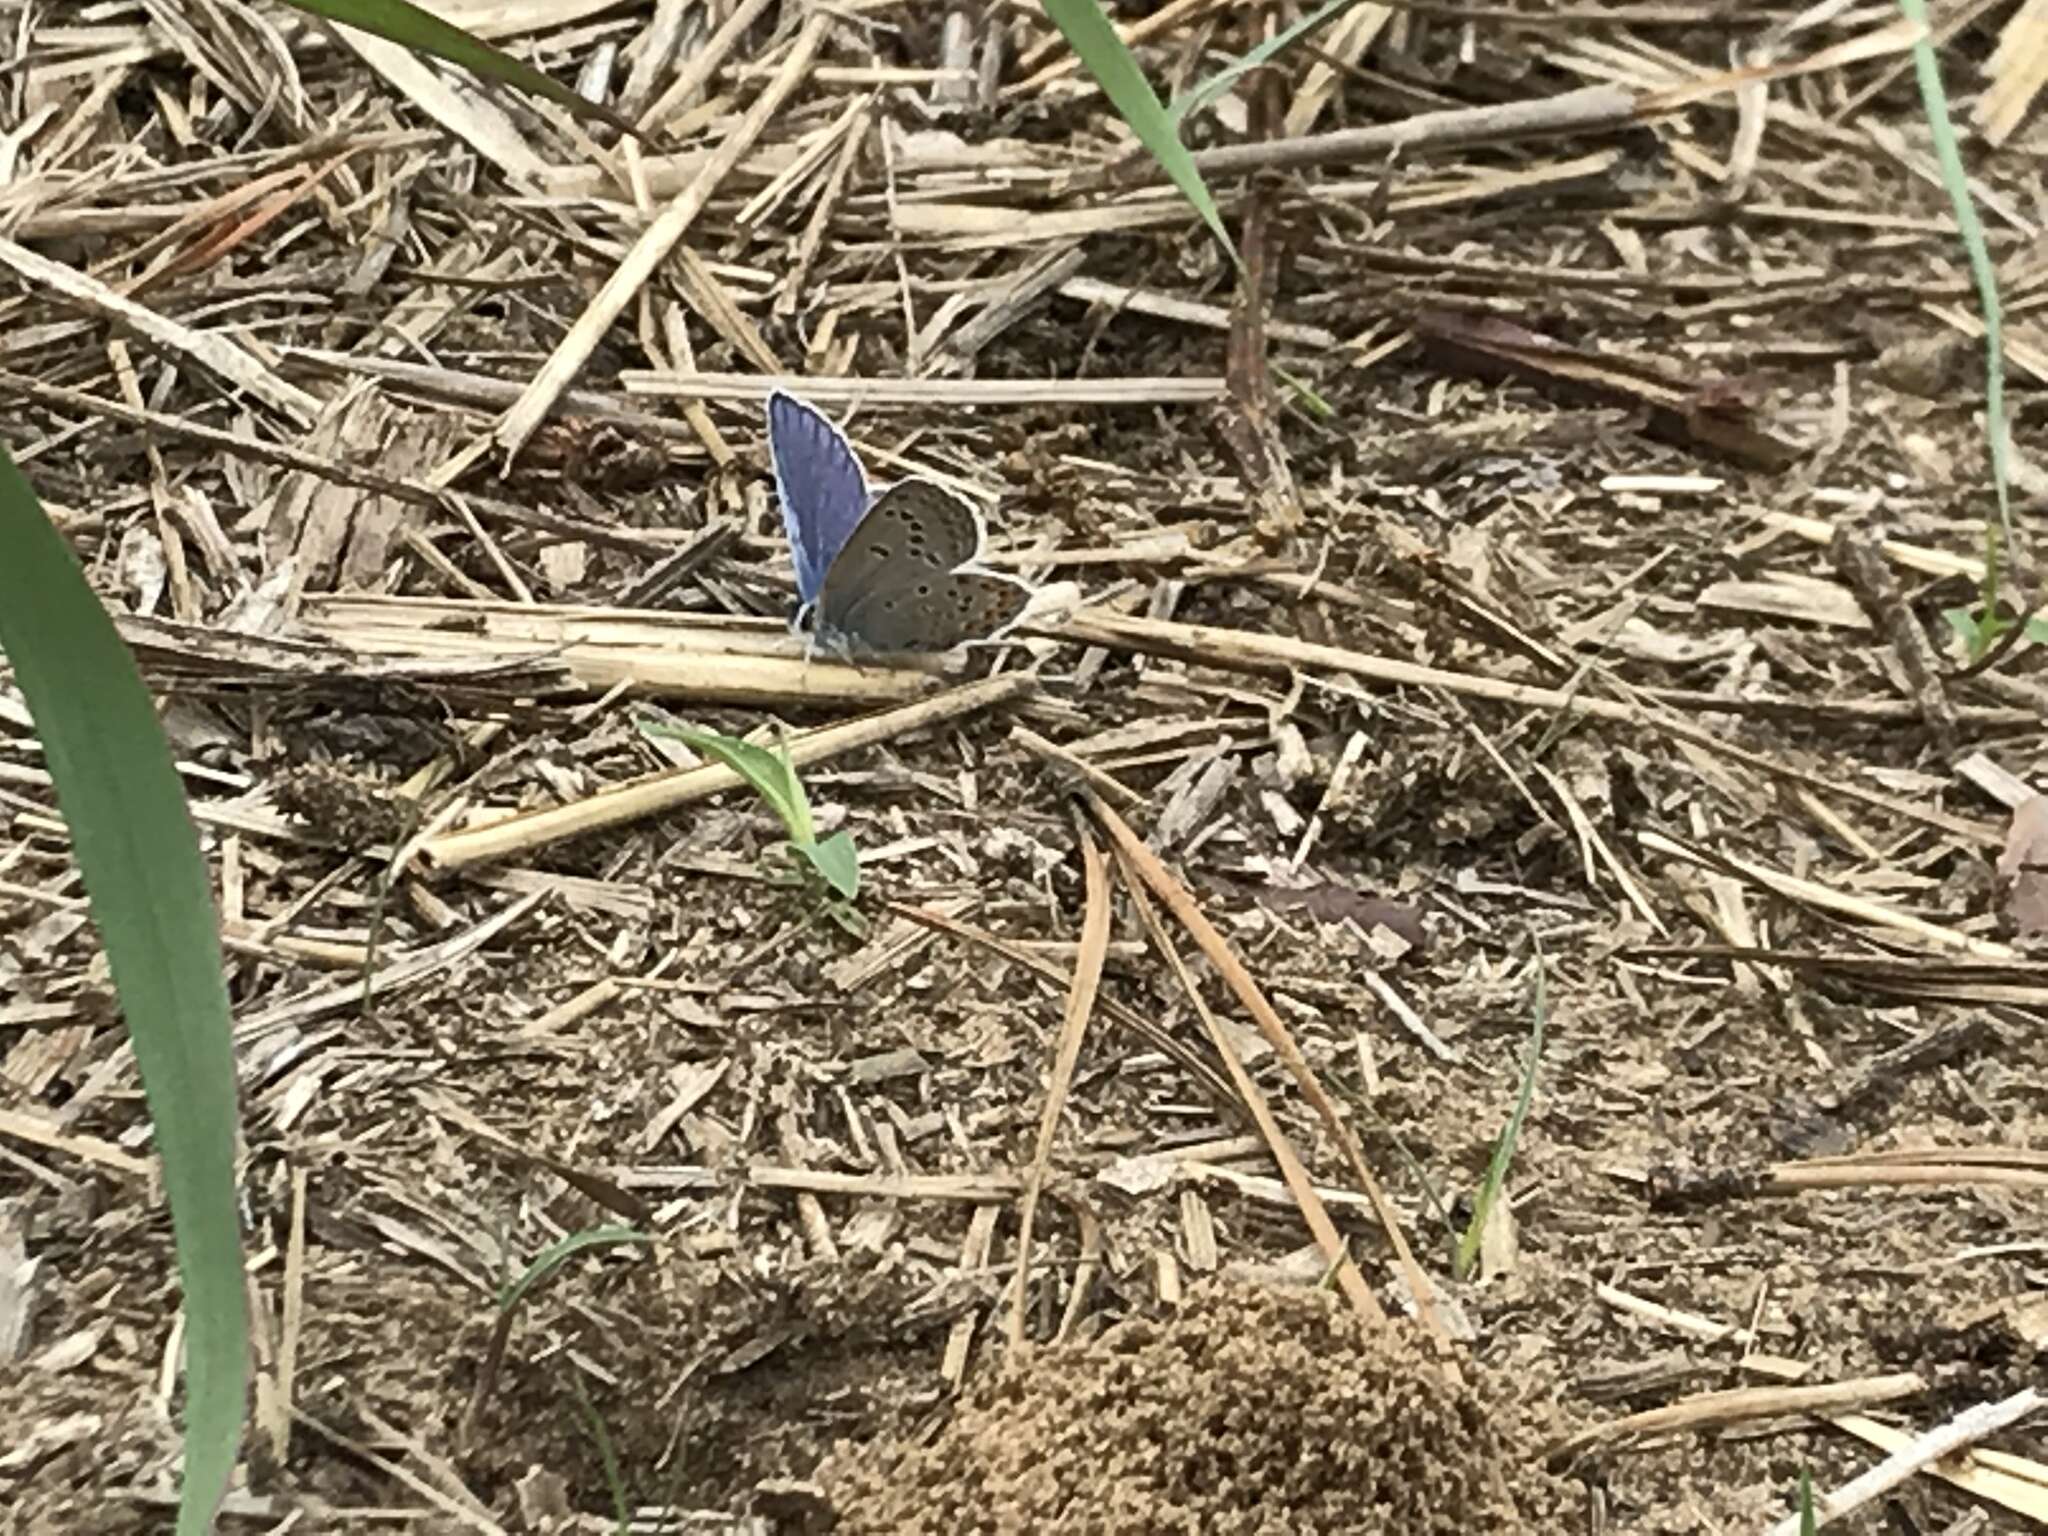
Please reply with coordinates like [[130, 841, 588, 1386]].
[[637, 715, 859, 901], [1454, 939, 1546, 1280], [1040, 0, 1236, 266], [1899, 0, 2008, 540], [1169, 0, 1373, 128], [1942, 525, 2047, 663], [465, 1226, 653, 1443], [496, 1226, 653, 1320]]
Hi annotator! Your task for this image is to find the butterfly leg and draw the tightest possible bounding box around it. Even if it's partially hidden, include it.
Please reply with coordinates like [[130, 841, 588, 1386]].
[[816, 627, 863, 672]]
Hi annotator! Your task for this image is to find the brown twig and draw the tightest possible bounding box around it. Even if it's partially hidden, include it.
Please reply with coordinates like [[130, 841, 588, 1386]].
[[1068, 84, 1651, 194]]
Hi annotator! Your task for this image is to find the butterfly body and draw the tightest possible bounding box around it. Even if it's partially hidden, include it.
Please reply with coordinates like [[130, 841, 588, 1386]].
[[767, 391, 1031, 655]]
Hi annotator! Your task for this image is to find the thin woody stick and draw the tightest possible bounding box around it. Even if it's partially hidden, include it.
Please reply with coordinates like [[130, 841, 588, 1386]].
[[1061, 85, 1648, 193], [1548, 1373, 1928, 1464], [1059, 612, 2001, 848], [887, 901, 1245, 1115], [1771, 1388, 2044, 1535], [420, 673, 1032, 869]]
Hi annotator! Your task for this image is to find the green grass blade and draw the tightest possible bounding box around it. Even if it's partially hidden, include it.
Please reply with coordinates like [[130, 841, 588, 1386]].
[[465, 1226, 651, 1444], [1272, 362, 1335, 418], [1899, 0, 2009, 538], [566, 1370, 634, 1535], [1454, 940, 1546, 1280], [275, 0, 640, 138], [1169, 0, 1369, 127], [0, 449, 246, 1536], [1040, 0, 1236, 265], [635, 718, 812, 844], [496, 1226, 652, 1314], [770, 731, 816, 847]]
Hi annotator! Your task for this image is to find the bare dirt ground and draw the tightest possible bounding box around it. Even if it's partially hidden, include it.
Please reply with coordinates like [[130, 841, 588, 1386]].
[[3, 2, 2047, 1533]]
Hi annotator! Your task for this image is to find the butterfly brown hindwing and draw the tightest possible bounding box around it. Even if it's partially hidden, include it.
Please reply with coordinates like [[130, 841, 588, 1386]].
[[833, 569, 1033, 653], [938, 570, 1033, 645], [816, 480, 1003, 649]]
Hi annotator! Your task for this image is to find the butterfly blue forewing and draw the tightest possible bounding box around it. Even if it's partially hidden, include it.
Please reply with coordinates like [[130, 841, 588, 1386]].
[[766, 391, 868, 609]]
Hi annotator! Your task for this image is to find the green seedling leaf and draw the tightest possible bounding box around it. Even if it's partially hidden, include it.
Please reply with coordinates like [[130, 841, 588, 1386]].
[[1273, 363, 1336, 419], [495, 1226, 653, 1315], [467, 1226, 653, 1439], [1040, 0, 1236, 266], [821, 897, 871, 941], [637, 717, 814, 845], [638, 715, 861, 906], [1900, 0, 2009, 539], [1315, 1238, 1351, 1292], [1797, 1468, 1818, 1535], [1940, 603, 2046, 663], [799, 830, 861, 901], [0, 449, 246, 1536], [1953, 524, 2009, 662], [1942, 603, 2000, 662], [1454, 939, 1546, 1281], [277, 0, 641, 139], [1170, 0, 1370, 127]]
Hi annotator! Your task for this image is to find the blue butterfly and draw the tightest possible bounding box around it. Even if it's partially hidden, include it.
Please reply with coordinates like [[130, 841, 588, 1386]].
[[766, 391, 1032, 655]]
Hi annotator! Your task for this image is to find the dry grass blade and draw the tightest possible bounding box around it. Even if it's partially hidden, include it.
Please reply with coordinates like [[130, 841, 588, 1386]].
[[635, 0, 776, 131], [1639, 831, 2016, 959], [303, 594, 937, 708], [1828, 1409, 2048, 1524], [292, 1408, 511, 1536], [1763, 1155, 2048, 1196], [1078, 82, 1649, 190], [618, 372, 1228, 406], [1548, 1373, 1929, 1465], [0, 369, 673, 553], [495, 12, 829, 458], [0, 236, 317, 423], [1774, 1387, 2045, 1534], [1108, 841, 1380, 1325], [885, 901, 1244, 1113], [0, 1106, 151, 1177], [1060, 612, 2003, 846], [1976, 0, 2048, 147], [1006, 819, 1109, 1350], [329, 23, 551, 184], [1086, 794, 1461, 1361]]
